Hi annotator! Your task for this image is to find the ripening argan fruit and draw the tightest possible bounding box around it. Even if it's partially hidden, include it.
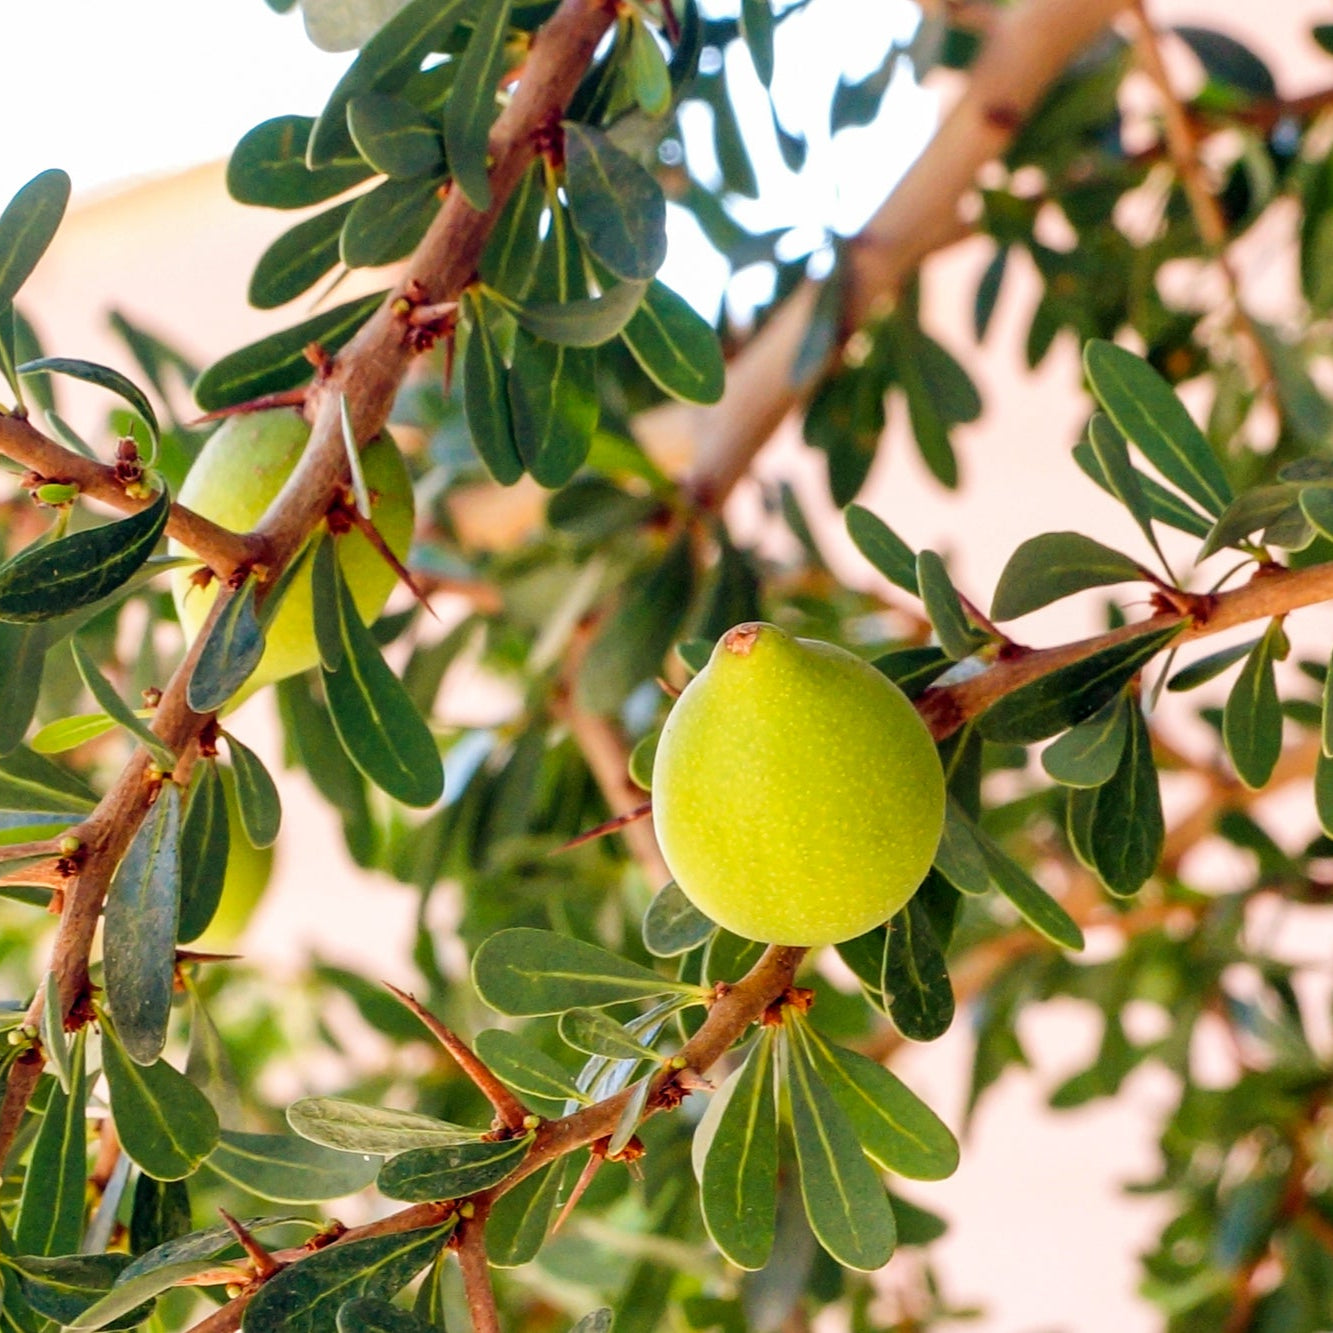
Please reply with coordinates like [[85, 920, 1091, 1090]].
[[193, 767, 275, 950], [651, 622, 945, 947], [170, 409, 414, 699]]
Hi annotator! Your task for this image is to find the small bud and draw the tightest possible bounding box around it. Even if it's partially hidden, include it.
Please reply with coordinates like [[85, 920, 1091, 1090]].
[[6, 1029, 23, 1046], [225, 1283, 244, 1300], [669, 1054, 688, 1070], [35, 482, 79, 505], [458, 1201, 476, 1219], [522, 1113, 542, 1130], [58, 835, 81, 856]]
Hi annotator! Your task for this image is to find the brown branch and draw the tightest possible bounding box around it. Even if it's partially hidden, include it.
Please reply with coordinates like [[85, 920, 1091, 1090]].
[[668, 0, 1134, 509], [1127, 1, 1273, 391], [0, 0, 623, 1170], [456, 1208, 502, 1333], [0, 414, 261, 579]]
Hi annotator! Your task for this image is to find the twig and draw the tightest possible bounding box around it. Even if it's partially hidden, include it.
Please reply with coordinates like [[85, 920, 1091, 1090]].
[[455, 1208, 502, 1333], [383, 983, 531, 1133], [219, 1210, 282, 1281]]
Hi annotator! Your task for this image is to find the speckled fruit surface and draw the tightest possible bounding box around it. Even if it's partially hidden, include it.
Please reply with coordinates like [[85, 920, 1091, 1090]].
[[651, 622, 946, 947], [170, 409, 414, 697]]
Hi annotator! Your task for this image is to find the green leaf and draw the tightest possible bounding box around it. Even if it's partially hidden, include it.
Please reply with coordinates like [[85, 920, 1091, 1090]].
[[0, 622, 49, 755], [347, 94, 446, 179], [976, 831, 1084, 950], [0, 489, 169, 624], [0, 170, 70, 314], [103, 783, 183, 1066], [1085, 413, 1168, 567], [1224, 620, 1285, 789], [1322, 645, 1333, 761], [177, 761, 230, 943], [1317, 749, 1333, 839], [473, 927, 702, 1015], [1300, 485, 1333, 544], [845, 505, 919, 596], [102, 1021, 220, 1180], [696, 1029, 778, 1270], [932, 797, 991, 896], [1041, 693, 1129, 787], [377, 1133, 532, 1202], [308, 0, 472, 167], [337, 1297, 441, 1333], [18, 357, 158, 446], [187, 575, 265, 713], [1083, 340, 1232, 517], [224, 733, 283, 848], [739, 0, 775, 85], [30, 710, 121, 754], [558, 1007, 659, 1061], [979, 623, 1183, 744], [70, 638, 175, 767], [473, 1027, 590, 1105], [508, 331, 599, 487], [626, 15, 672, 117], [462, 292, 523, 484], [322, 556, 443, 807], [790, 1021, 958, 1180], [1167, 639, 1260, 693], [479, 162, 546, 300], [562, 123, 667, 280], [341, 176, 442, 269], [1085, 699, 1162, 896], [311, 534, 345, 673], [1198, 484, 1300, 560], [14, 1031, 87, 1255], [990, 532, 1143, 621], [513, 280, 649, 347], [1174, 25, 1275, 97], [1, 1253, 145, 1327], [194, 293, 385, 412], [1073, 437, 1212, 539], [916, 550, 985, 659], [444, 0, 513, 209], [249, 201, 354, 310], [783, 1018, 896, 1271], [39, 970, 71, 1095], [0, 743, 97, 813], [872, 645, 952, 700], [642, 880, 716, 957], [241, 1223, 454, 1333], [288, 1098, 482, 1155], [619, 279, 725, 404], [486, 1157, 564, 1267], [882, 897, 953, 1041], [208, 1130, 380, 1203], [228, 115, 372, 207]]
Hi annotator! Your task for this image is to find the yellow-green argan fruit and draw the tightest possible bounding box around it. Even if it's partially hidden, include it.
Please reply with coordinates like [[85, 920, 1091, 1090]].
[[650, 622, 945, 947], [170, 409, 414, 698]]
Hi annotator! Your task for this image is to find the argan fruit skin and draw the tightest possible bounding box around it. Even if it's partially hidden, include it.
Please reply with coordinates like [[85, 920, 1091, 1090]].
[[170, 409, 414, 697], [651, 622, 946, 947]]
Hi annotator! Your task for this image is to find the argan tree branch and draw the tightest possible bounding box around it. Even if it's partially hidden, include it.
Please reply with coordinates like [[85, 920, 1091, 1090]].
[[456, 1209, 502, 1333]]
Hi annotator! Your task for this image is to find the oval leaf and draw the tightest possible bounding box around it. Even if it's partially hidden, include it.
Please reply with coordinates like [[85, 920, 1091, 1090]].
[[845, 504, 919, 596], [1041, 693, 1129, 788], [472, 1028, 590, 1105], [288, 1098, 483, 1156], [224, 733, 283, 849], [337, 1297, 441, 1333], [187, 575, 265, 714], [249, 202, 354, 310], [0, 170, 71, 312], [177, 761, 230, 943], [976, 830, 1084, 951], [642, 880, 716, 958], [620, 278, 725, 404], [1087, 699, 1163, 896], [347, 94, 447, 179], [563, 123, 667, 280], [558, 1007, 659, 1061], [70, 639, 176, 767], [514, 280, 649, 347], [443, 0, 514, 209], [486, 1158, 564, 1268], [916, 550, 985, 660], [883, 897, 953, 1042], [376, 1133, 532, 1202], [18, 357, 158, 446], [508, 332, 599, 488], [990, 532, 1143, 621], [207, 1130, 380, 1203], [462, 293, 523, 484], [1223, 620, 1284, 790], [227, 115, 372, 208]]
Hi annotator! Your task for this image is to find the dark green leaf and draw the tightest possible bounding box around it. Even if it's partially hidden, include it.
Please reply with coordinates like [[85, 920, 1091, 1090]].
[[642, 880, 716, 957], [740, 0, 775, 85], [973, 245, 1006, 340], [473, 1027, 589, 1104], [979, 623, 1182, 744], [39, 970, 71, 1095], [225, 733, 283, 848], [990, 532, 1143, 621], [322, 557, 443, 807], [620, 279, 725, 404], [241, 1223, 454, 1333], [347, 94, 446, 179], [1223, 620, 1284, 789], [916, 550, 985, 659], [70, 639, 175, 767], [508, 331, 599, 487], [102, 1021, 220, 1180], [377, 1133, 532, 1202], [288, 1098, 482, 1155], [1323, 644, 1333, 761], [14, 1031, 87, 1255], [462, 292, 523, 484], [337, 1296, 441, 1333], [1167, 639, 1260, 693], [790, 1021, 957, 1180], [871, 646, 952, 700], [308, 0, 472, 167], [563, 123, 667, 281], [697, 1030, 778, 1270], [1041, 693, 1128, 787], [932, 797, 991, 896], [558, 1007, 658, 1061], [626, 15, 672, 117], [1073, 437, 1212, 539], [208, 1130, 380, 1203], [783, 1017, 896, 1272], [976, 831, 1084, 950], [312, 534, 344, 673], [0, 489, 169, 625], [228, 115, 372, 208], [341, 176, 442, 269], [1083, 340, 1231, 517], [187, 575, 265, 713], [514, 280, 649, 347], [103, 783, 183, 1066], [3, 1253, 144, 1327], [0, 171, 70, 313], [249, 202, 354, 309], [486, 1157, 563, 1267], [1088, 701, 1162, 896], [1085, 414, 1167, 566], [882, 896, 953, 1041], [1317, 749, 1333, 839], [194, 293, 385, 412], [128, 1173, 192, 1260], [19, 357, 158, 445], [1174, 26, 1276, 97], [472, 927, 701, 1015], [177, 762, 230, 943], [0, 623, 49, 755], [1198, 484, 1300, 559], [846, 504, 919, 596], [0, 743, 96, 812], [444, 0, 513, 209], [1300, 486, 1333, 545], [479, 163, 546, 300]]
